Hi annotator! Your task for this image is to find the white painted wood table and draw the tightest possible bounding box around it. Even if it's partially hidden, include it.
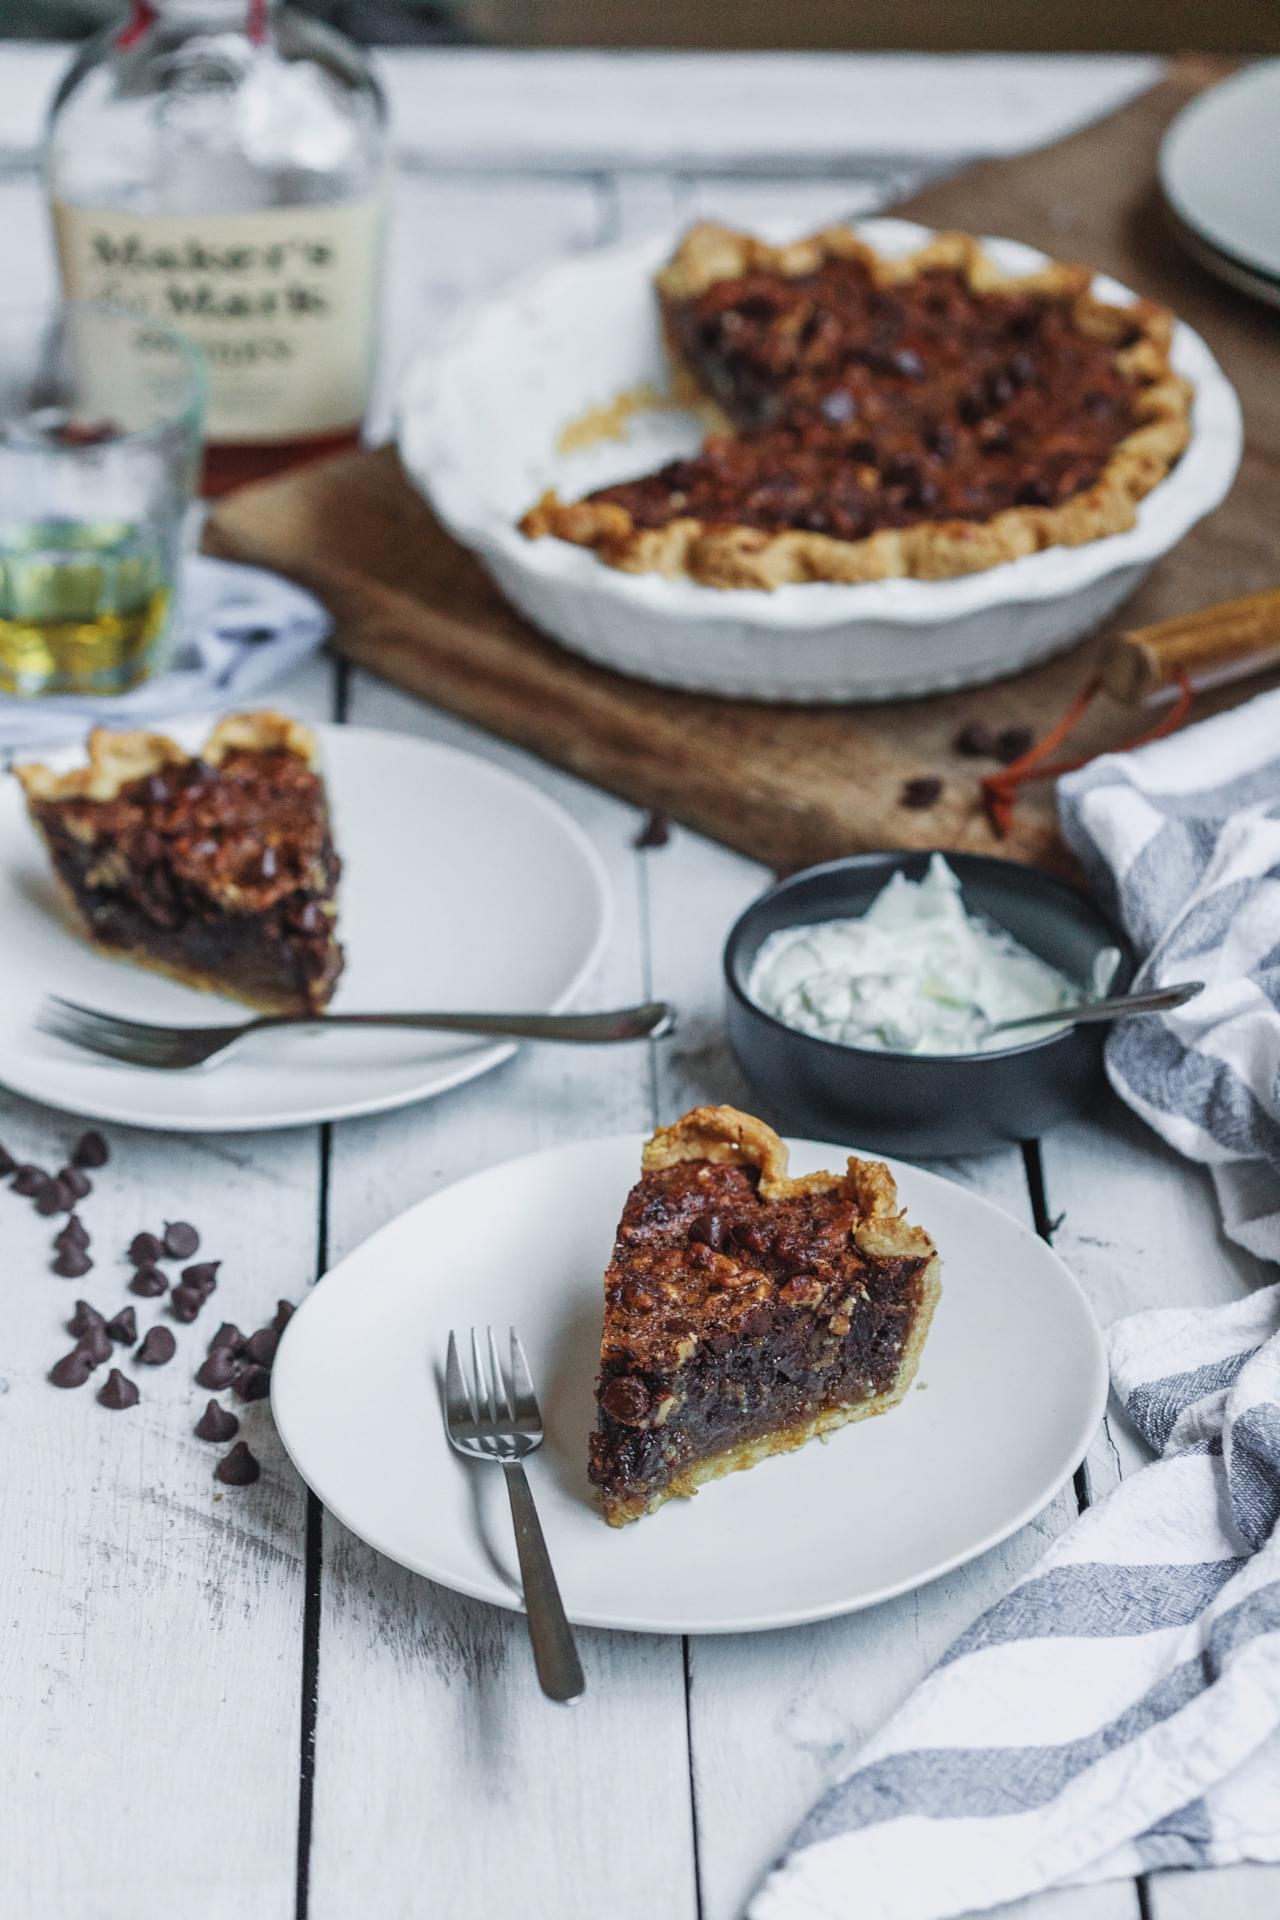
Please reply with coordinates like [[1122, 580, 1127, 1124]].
[[1, 45, 1274, 1920]]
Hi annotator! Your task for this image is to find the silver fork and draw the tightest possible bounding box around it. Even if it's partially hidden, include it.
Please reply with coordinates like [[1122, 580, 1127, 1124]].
[[444, 1326, 584, 1705], [36, 995, 674, 1071]]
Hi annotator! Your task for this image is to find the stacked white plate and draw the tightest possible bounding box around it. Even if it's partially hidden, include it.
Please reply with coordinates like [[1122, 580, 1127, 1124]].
[[1160, 62, 1280, 310]]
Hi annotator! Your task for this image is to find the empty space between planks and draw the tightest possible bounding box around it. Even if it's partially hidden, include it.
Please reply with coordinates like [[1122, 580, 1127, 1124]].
[[0, 654, 338, 1920]]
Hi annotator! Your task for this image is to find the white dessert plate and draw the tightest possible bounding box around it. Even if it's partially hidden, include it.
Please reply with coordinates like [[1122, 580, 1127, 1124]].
[[1160, 62, 1280, 286], [271, 1133, 1108, 1634], [398, 217, 1241, 704], [0, 721, 608, 1132]]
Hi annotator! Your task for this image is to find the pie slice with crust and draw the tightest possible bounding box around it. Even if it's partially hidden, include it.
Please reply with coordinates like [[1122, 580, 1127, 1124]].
[[16, 710, 344, 1014], [522, 222, 1191, 589], [589, 1104, 941, 1525]]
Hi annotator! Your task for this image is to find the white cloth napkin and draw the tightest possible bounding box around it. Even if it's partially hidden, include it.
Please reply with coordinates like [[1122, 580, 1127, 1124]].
[[751, 1284, 1280, 1920], [0, 554, 331, 755], [1058, 688, 1280, 1262]]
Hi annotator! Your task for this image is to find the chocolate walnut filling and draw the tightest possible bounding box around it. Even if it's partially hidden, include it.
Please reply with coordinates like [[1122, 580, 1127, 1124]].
[[17, 711, 343, 1015], [589, 1106, 941, 1525], [522, 223, 1191, 590]]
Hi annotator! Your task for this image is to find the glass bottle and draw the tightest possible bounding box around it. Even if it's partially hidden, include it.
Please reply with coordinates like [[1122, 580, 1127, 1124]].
[[46, 0, 387, 495]]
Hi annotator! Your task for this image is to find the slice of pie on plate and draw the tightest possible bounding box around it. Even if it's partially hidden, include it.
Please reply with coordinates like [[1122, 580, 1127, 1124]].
[[589, 1104, 941, 1524], [522, 222, 1191, 589], [16, 710, 344, 1014]]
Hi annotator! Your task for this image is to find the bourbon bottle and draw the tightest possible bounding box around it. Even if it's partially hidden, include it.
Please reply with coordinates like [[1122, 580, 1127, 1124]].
[[46, 1, 387, 494]]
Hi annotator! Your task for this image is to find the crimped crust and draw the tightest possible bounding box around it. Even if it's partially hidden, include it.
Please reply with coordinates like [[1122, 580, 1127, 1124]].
[[14, 709, 316, 805], [521, 223, 1193, 590]]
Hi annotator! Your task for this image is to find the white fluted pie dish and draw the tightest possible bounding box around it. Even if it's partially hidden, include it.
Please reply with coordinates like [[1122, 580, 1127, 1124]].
[[398, 218, 1242, 705]]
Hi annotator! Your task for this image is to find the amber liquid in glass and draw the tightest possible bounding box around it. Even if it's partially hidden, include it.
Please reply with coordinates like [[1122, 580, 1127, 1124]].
[[0, 519, 172, 696]]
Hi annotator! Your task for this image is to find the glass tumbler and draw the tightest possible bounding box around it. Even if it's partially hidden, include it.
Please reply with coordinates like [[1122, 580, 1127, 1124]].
[[0, 302, 206, 697]]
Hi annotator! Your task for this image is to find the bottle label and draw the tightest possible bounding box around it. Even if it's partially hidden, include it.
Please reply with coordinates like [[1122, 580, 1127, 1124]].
[[52, 194, 383, 445]]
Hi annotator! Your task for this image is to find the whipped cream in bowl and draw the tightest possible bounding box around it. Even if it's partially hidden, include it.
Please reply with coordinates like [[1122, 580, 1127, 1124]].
[[723, 850, 1130, 1157]]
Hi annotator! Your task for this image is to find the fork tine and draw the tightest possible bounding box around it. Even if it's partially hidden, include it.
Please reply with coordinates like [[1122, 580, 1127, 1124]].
[[488, 1325, 515, 1425], [36, 1007, 157, 1065], [444, 1331, 473, 1433], [509, 1327, 539, 1423], [469, 1327, 491, 1434]]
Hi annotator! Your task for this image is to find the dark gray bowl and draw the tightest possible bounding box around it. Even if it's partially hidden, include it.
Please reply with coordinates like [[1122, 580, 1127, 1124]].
[[723, 851, 1132, 1160]]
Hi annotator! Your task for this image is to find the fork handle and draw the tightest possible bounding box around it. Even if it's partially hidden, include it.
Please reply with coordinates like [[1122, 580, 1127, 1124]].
[[501, 1461, 585, 1705], [253, 1003, 674, 1044]]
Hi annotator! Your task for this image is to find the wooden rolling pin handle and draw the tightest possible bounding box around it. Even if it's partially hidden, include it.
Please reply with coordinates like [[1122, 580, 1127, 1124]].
[[1102, 589, 1280, 704]]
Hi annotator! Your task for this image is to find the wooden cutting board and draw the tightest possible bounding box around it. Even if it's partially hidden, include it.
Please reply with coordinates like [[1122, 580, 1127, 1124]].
[[205, 59, 1280, 876]]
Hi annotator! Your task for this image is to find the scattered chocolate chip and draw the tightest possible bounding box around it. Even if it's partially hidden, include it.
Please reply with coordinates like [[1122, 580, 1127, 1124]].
[[0, 1143, 14, 1176], [953, 720, 998, 758], [215, 1440, 260, 1486], [56, 1214, 90, 1252], [98, 1368, 139, 1410], [163, 1221, 200, 1259], [12, 1164, 45, 1196], [35, 1177, 71, 1216], [129, 1264, 167, 1298], [68, 1300, 105, 1338], [994, 725, 1034, 765], [53, 1245, 94, 1279], [900, 776, 944, 811], [105, 1306, 137, 1345], [72, 1130, 109, 1169], [209, 1322, 245, 1355], [242, 1327, 279, 1369], [195, 1400, 239, 1443], [77, 1322, 113, 1367], [129, 1231, 164, 1266], [137, 1325, 176, 1366], [58, 1165, 91, 1201], [196, 1347, 237, 1391], [633, 809, 671, 850], [170, 1284, 204, 1323], [49, 1347, 93, 1389], [181, 1261, 220, 1296], [688, 1212, 724, 1250], [600, 1375, 650, 1426], [270, 1300, 295, 1334], [234, 1363, 271, 1403]]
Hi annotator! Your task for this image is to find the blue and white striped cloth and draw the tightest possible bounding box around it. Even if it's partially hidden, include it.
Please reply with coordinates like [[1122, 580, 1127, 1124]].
[[1060, 686, 1280, 1263], [751, 1285, 1280, 1920]]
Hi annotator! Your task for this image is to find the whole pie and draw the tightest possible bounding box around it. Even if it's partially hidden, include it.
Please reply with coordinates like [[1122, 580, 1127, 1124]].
[[589, 1105, 941, 1524], [17, 710, 344, 1014], [521, 223, 1192, 589]]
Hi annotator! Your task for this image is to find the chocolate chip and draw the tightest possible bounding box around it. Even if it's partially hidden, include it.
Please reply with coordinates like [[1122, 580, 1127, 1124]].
[[234, 1363, 271, 1403], [633, 810, 671, 850], [57, 1214, 90, 1252], [270, 1301, 294, 1334], [0, 1143, 14, 1176], [35, 1177, 71, 1216], [243, 1326, 279, 1369], [129, 1231, 164, 1266], [170, 1284, 204, 1323], [58, 1165, 91, 1201], [68, 1300, 105, 1338], [72, 1130, 109, 1169], [163, 1221, 200, 1258], [79, 1322, 113, 1368], [900, 776, 944, 811], [53, 1246, 93, 1279], [181, 1261, 220, 1296], [105, 1306, 138, 1346], [994, 725, 1034, 765], [209, 1322, 245, 1355], [12, 1164, 45, 1196], [600, 1375, 650, 1426], [953, 720, 998, 758], [196, 1347, 237, 1391], [215, 1441, 261, 1486], [688, 1212, 724, 1250], [129, 1264, 167, 1297], [195, 1400, 239, 1443], [98, 1368, 139, 1410], [137, 1325, 176, 1366], [1016, 476, 1055, 507], [49, 1347, 93, 1389]]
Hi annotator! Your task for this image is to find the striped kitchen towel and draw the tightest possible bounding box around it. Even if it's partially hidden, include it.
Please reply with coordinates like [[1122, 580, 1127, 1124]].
[[1058, 686, 1280, 1263], [751, 1284, 1280, 1920]]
